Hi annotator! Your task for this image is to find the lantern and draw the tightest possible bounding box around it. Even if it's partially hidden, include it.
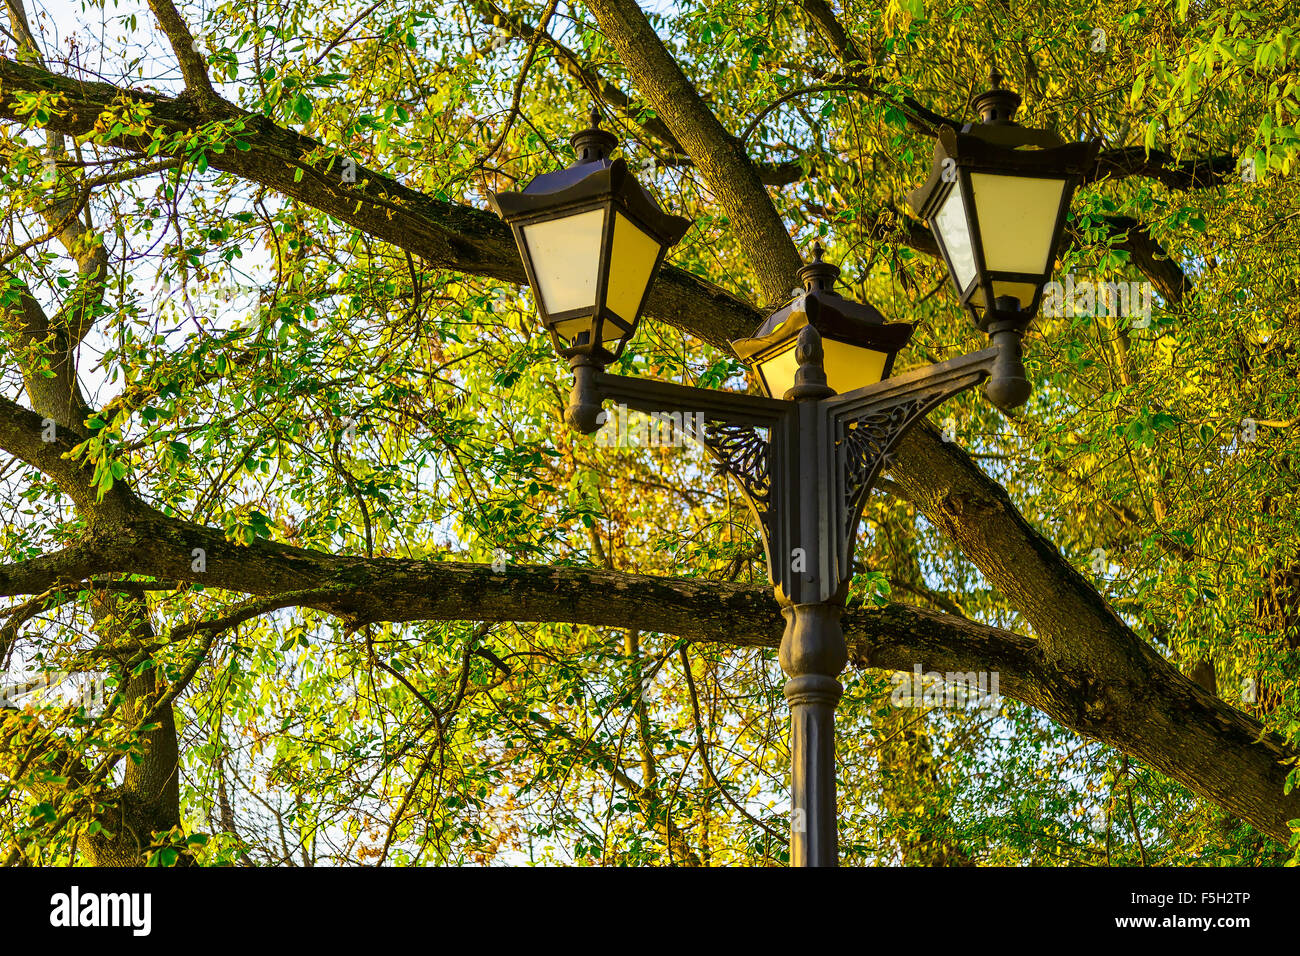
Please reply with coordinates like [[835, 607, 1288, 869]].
[[907, 68, 1099, 330], [731, 244, 914, 399], [489, 108, 691, 362]]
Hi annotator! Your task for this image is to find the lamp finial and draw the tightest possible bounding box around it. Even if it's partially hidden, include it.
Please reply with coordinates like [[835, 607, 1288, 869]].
[[570, 105, 619, 164], [972, 65, 1021, 125], [785, 325, 836, 400], [797, 241, 840, 294]]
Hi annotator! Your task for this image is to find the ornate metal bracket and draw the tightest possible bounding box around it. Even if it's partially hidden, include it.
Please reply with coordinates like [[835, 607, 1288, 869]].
[[820, 348, 999, 602], [586, 370, 785, 555], [572, 348, 999, 606], [697, 421, 773, 527]]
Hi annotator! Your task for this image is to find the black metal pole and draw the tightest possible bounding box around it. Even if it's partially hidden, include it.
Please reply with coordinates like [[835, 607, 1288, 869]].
[[780, 603, 846, 866], [779, 326, 846, 866]]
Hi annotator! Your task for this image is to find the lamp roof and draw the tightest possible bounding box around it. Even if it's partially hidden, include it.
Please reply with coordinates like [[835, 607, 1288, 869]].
[[906, 68, 1103, 221], [731, 244, 914, 362], [488, 109, 690, 245]]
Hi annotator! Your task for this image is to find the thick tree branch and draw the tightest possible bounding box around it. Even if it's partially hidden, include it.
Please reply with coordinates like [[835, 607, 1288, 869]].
[[0, 56, 760, 349], [0, 395, 135, 519], [1, 484, 1296, 841], [146, 0, 217, 97], [1087, 147, 1239, 191], [1099, 216, 1190, 306], [581, 0, 804, 301]]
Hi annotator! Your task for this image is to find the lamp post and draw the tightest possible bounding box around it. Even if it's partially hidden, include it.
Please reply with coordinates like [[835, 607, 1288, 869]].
[[490, 86, 1094, 866]]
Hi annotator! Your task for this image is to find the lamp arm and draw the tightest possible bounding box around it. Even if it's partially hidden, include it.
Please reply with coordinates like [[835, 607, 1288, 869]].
[[560, 346, 1004, 607], [587, 370, 789, 427], [812, 346, 999, 605], [564, 366, 794, 591], [823, 346, 999, 422]]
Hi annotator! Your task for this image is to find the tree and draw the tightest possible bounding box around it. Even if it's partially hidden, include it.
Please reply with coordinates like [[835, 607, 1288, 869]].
[[0, 0, 1297, 865]]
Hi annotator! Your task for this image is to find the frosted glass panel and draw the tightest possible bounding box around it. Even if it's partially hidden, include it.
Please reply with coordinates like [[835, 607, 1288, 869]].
[[970, 281, 1040, 310], [934, 186, 976, 291], [606, 212, 661, 322], [522, 208, 605, 314], [758, 345, 799, 398], [970, 173, 1066, 275], [551, 316, 625, 350], [823, 340, 888, 395], [758, 340, 889, 397], [551, 315, 597, 345]]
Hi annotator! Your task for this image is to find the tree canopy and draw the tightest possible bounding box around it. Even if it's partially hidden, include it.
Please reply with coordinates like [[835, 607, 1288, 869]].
[[0, 0, 1298, 866]]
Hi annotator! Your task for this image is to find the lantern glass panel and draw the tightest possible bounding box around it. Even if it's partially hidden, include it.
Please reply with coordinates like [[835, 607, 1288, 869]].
[[756, 345, 793, 397], [550, 314, 598, 347], [757, 338, 890, 397], [606, 212, 661, 323], [969, 172, 1066, 276], [934, 187, 977, 290], [549, 316, 628, 350], [969, 281, 1041, 309], [521, 207, 606, 314], [823, 339, 889, 394]]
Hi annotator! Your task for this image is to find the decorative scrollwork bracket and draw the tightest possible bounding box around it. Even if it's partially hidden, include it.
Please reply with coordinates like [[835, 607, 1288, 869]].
[[572, 348, 998, 606]]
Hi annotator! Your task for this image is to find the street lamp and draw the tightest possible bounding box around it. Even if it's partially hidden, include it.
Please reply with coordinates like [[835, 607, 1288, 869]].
[[907, 67, 1099, 407], [489, 107, 690, 365], [489, 99, 1094, 866], [730, 243, 915, 399]]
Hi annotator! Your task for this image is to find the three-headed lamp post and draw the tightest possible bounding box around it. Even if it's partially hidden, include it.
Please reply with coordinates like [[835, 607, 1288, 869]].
[[489, 76, 1097, 866]]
